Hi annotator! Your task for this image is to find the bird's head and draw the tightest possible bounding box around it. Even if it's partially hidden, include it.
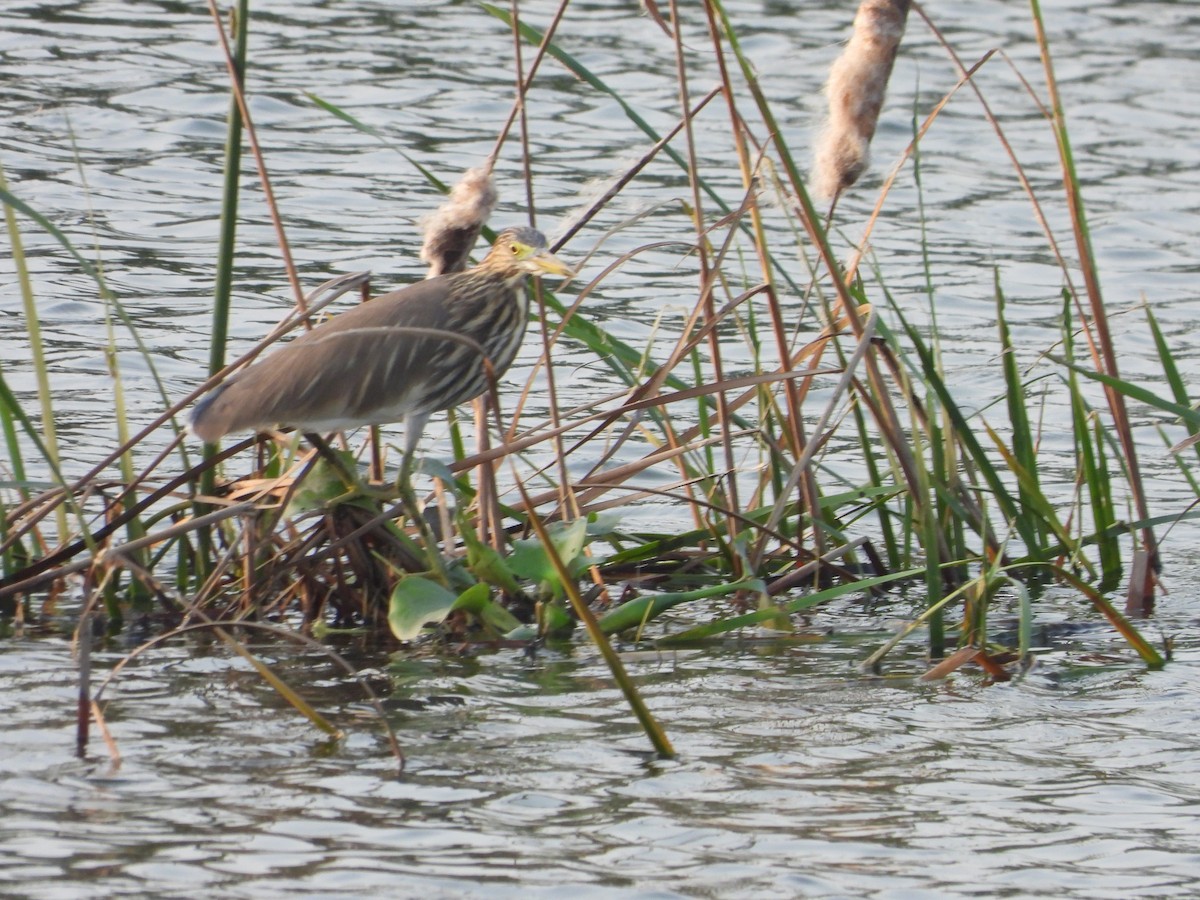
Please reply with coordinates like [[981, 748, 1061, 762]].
[[484, 227, 574, 279]]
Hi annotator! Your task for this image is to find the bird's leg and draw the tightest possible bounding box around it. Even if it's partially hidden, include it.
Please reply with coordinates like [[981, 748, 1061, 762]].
[[395, 413, 449, 582], [397, 421, 419, 494]]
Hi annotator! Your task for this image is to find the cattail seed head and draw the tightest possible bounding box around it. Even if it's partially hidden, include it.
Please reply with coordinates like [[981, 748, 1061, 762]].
[[812, 0, 910, 201], [420, 166, 498, 277]]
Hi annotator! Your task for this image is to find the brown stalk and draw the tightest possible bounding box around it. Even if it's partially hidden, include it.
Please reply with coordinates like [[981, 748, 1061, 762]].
[[1027, 1, 1158, 613], [671, 0, 741, 547], [703, 1, 824, 561]]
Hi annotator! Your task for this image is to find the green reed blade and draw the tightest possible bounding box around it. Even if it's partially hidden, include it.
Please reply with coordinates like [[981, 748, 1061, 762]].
[[996, 273, 1048, 550], [1061, 294, 1120, 589], [1144, 302, 1200, 464], [599, 578, 767, 637], [663, 568, 925, 644], [1054, 358, 1200, 428]]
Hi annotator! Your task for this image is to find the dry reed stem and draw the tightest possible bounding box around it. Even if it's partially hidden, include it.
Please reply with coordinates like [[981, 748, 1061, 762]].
[[812, 0, 910, 200]]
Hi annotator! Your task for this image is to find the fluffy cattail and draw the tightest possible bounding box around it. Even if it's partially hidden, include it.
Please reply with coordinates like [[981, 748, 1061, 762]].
[[420, 166, 498, 277], [811, 0, 910, 201]]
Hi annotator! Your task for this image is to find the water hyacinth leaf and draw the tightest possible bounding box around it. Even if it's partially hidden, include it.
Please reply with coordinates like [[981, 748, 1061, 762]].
[[450, 581, 522, 636], [418, 455, 461, 487], [584, 511, 624, 539], [463, 528, 522, 596], [508, 517, 591, 598], [387, 578, 520, 642], [388, 576, 457, 641]]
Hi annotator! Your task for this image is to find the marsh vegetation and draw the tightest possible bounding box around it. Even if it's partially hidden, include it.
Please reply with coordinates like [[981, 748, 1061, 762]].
[[1, 1, 1193, 758]]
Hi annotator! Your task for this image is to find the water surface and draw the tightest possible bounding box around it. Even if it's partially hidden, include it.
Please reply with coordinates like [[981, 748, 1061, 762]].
[[2, 0, 1200, 896]]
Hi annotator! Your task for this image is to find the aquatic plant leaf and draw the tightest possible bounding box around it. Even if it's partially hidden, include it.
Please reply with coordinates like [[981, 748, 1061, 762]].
[[305, 92, 448, 193], [1053, 356, 1200, 427], [461, 526, 522, 596], [212, 627, 344, 739], [414, 455, 465, 492], [387, 578, 521, 642], [584, 511, 623, 538], [663, 569, 924, 644], [449, 581, 522, 636], [599, 579, 766, 636], [509, 517, 590, 598], [514, 479, 675, 758], [537, 600, 576, 639], [285, 452, 361, 515], [387, 576, 457, 641]]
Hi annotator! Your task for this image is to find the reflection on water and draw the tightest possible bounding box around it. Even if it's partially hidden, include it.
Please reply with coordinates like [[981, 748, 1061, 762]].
[[2, 0, 1200, 895]]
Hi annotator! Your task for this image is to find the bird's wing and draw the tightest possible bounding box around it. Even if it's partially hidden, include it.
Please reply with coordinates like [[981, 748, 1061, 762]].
[[192, 277, 469, 437]]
